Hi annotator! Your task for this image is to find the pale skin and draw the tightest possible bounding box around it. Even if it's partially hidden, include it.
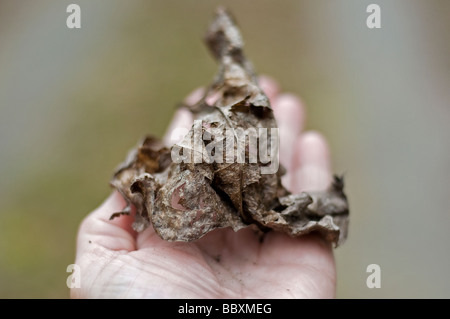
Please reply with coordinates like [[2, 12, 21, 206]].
[[71, 76, 336, 298]]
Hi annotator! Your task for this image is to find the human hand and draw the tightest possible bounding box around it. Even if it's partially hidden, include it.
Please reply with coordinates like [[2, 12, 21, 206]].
[[71, 76, 336, 298]]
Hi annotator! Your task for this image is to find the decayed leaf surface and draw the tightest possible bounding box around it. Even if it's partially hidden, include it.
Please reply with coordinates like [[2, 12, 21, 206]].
[[110, 8, 349, 246]]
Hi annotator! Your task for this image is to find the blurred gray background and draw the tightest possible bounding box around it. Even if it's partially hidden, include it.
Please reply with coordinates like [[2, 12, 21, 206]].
[[0, 0, 449, 298]]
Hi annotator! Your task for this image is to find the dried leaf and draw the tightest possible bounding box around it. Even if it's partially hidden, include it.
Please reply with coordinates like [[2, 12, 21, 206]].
[[110, 7, 349, 246]]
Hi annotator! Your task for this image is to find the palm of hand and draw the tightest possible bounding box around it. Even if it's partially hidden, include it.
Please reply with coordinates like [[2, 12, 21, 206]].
[[72, 78, 336, 298]]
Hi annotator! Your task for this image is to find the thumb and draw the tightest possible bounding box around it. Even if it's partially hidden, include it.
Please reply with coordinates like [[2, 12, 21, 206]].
[[75, 191, 137, 259]]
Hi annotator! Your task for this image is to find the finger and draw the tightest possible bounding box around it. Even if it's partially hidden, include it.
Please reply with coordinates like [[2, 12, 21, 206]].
[[259, 75, 280, 104], [292, 131, 332, 193], [163, 108, 195, 146], [272, 94, 306, 190], [185, 87, 205, 105], [76, 191, 137, 258], [162, 88, 201, 146]]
